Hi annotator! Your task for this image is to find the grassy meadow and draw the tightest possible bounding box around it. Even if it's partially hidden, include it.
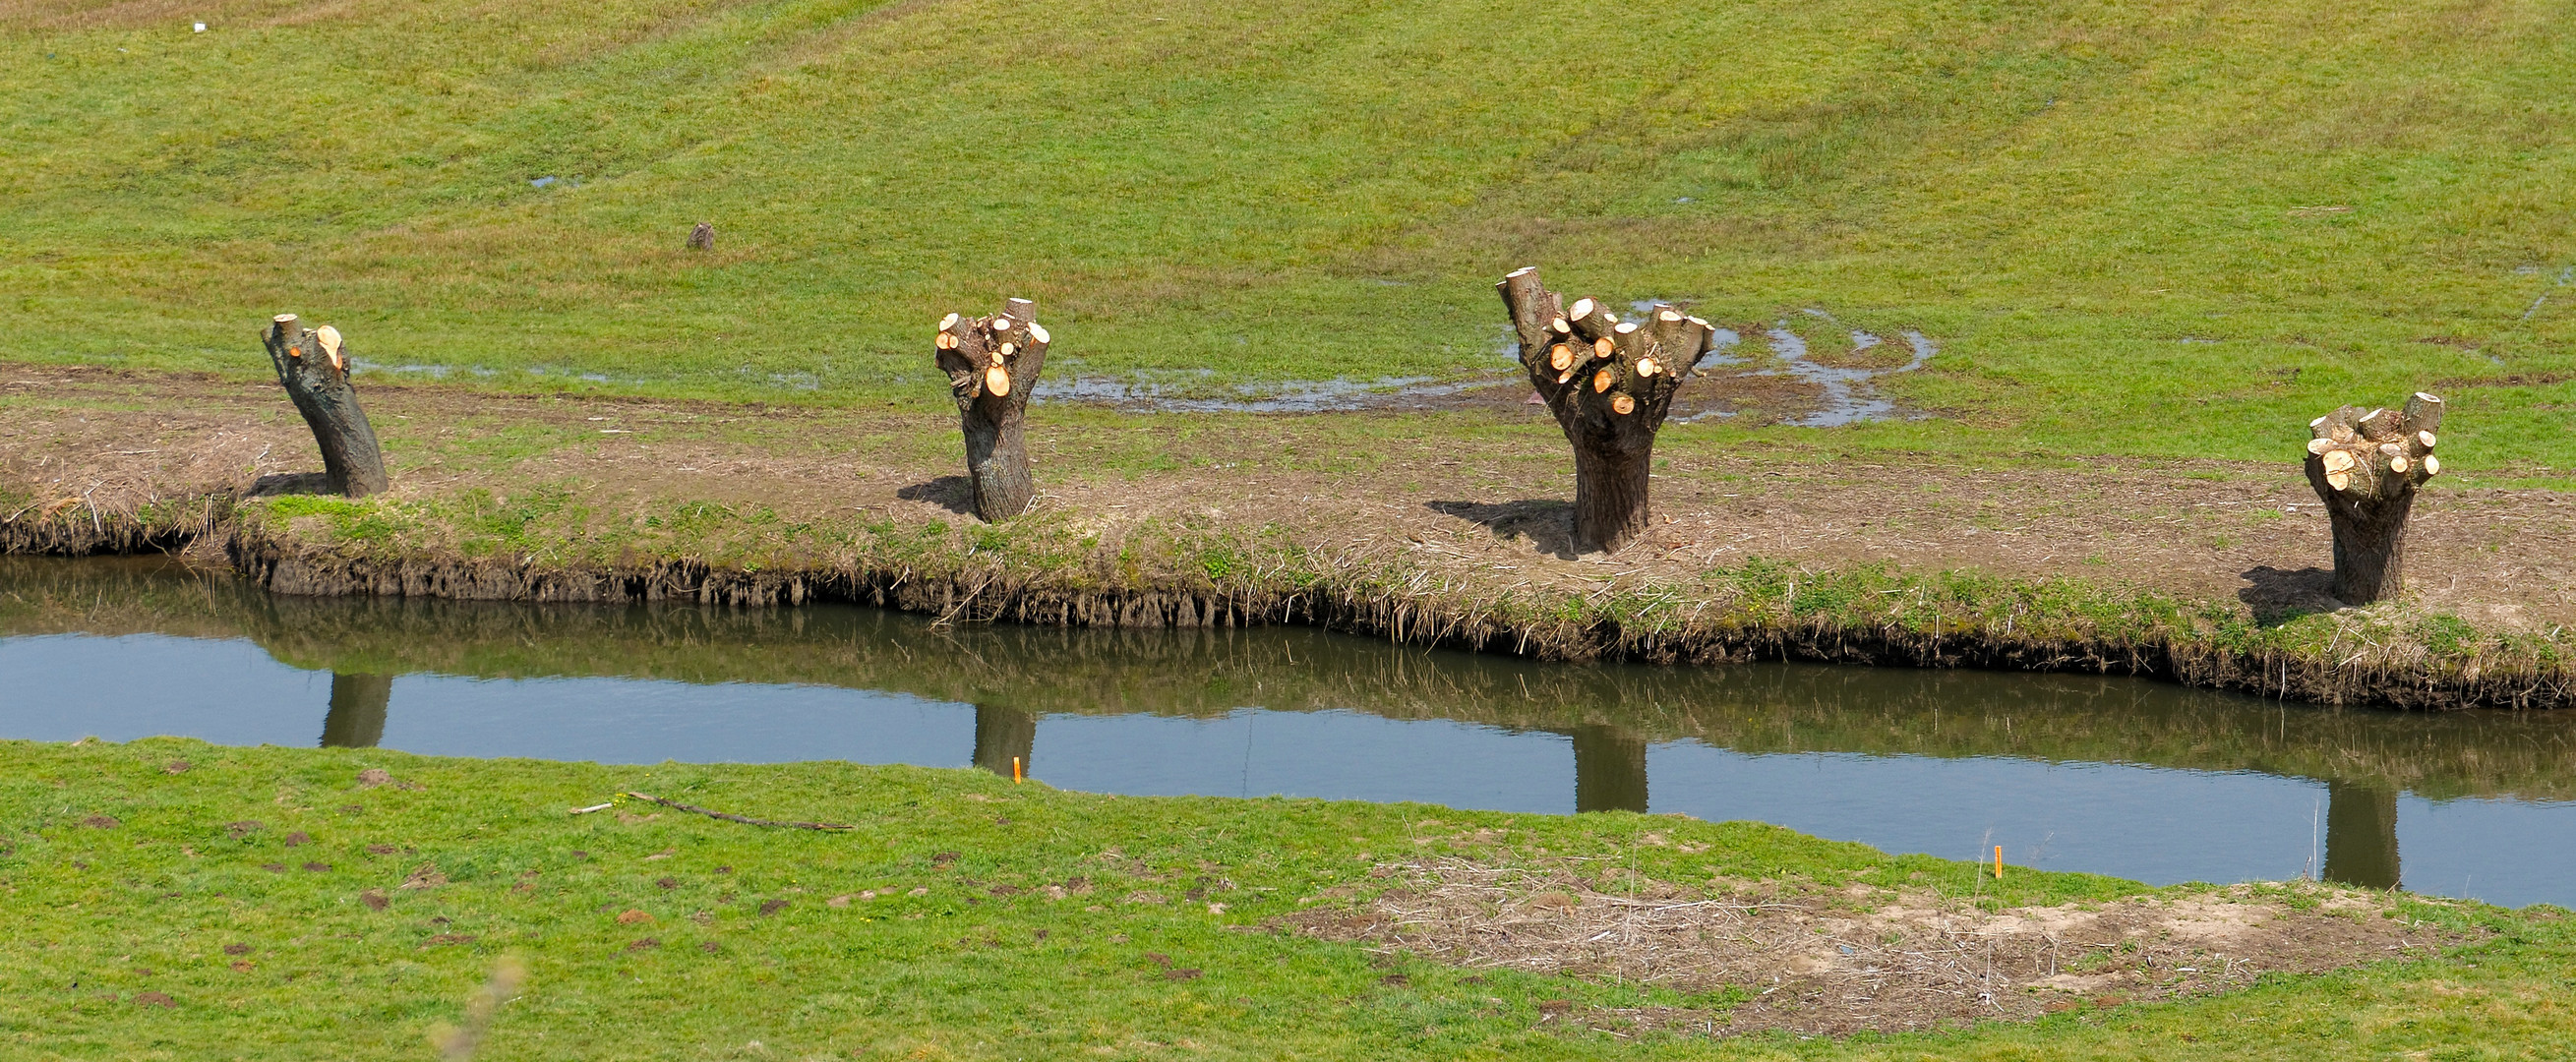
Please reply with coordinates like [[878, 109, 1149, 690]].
[[6, 738, 2569, 1060], [4, 0, 2575, 473], [10, 6, 2576, 1054]]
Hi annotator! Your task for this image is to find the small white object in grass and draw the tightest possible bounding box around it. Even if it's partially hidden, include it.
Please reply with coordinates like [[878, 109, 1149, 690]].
[[194, 23, 207, 31], [569, 802, 612, 814]]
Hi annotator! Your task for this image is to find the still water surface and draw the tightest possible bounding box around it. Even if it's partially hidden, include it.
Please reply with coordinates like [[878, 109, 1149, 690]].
[[6, 557, 2574, 908]]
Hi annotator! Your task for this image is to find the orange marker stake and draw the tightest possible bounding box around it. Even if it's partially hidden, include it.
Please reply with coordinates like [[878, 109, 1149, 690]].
[[1995, 846, 2005, 880], [1012, 756, 1023, 784]]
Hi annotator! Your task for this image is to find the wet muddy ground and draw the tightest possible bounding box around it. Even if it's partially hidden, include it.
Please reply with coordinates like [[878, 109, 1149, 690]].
[[1027, 319, 1931, 426], [6, 363, 2574, 632]]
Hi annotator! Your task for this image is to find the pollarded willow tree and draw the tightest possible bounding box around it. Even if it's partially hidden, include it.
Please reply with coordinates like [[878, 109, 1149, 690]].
[[263, 314, 389, 498], [2304, 392, 2444, 604], [933, 297, 1050, 521], [1498, 266, 1725, 553]]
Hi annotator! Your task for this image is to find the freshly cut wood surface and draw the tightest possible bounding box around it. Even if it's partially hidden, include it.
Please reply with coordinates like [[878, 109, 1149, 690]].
[[1496, 266, 1721, 553], [931, 297, 1050, 521], [262, 315, 389, 498], [2303, 393, 2446, 603], [7, 364, 2573, 638]]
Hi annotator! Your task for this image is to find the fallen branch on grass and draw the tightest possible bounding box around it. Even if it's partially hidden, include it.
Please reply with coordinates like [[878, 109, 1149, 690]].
[[620, 792, 857, 831]]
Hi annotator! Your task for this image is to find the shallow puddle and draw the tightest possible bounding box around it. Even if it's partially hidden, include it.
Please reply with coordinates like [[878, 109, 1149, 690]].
[[1675, 315, 1935, 427], [1030, 372, 1493, 413], [6, 556, 2573, 907], [1032, 309, 1936, 422]]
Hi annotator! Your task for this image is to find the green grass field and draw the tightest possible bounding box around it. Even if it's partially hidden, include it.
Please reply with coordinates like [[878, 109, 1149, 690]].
[[6, 738, 2568, 1060], [6, 0, 2575, 471], [8, 8, 2575, 1053]]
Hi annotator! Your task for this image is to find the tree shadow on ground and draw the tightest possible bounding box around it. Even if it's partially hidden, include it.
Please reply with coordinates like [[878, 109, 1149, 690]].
[[2241, 565, 2345, 626], [896, 476, 977, 516], [1426, 500, 1580, 560], [244, 473, 335, 498]]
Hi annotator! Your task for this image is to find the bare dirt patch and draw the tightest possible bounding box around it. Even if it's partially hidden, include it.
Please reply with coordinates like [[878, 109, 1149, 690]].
[[1280, 857, 2476, 1036], [5, 364, 2575, 631]]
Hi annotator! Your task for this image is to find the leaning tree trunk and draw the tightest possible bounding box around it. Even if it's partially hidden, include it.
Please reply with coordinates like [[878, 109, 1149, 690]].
[[2305, 392, 2443, 604], [1497, 266, 1723, 553], [263, 314, 389, 498], [933, 297, 1049, 521]]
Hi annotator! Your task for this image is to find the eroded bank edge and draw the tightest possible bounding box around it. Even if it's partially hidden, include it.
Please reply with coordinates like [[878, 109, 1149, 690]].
[[0, 494, 2566, 712]]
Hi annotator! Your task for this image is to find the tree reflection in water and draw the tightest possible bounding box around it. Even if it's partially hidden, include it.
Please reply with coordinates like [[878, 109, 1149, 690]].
[[11, 555, 2569, 897]]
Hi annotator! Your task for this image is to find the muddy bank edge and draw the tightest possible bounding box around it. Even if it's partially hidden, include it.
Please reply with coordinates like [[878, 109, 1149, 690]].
[[3, 491, 2567, 711]]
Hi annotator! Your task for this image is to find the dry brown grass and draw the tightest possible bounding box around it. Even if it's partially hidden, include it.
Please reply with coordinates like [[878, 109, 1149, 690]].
[[13, 364, 2575, 630], [7, 366, 2574, 707], [1280, 856, 2477, 1036]]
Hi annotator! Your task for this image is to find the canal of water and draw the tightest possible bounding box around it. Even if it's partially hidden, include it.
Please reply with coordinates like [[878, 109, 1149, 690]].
[[6, 556, 2573, 908]]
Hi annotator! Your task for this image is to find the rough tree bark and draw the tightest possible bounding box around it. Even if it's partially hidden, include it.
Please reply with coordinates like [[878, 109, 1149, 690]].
[[2304, 392, 2443, 604], [1497, 266, 1723, 553], [933, 297, 1049, 521], [264, 314, 389, 498]]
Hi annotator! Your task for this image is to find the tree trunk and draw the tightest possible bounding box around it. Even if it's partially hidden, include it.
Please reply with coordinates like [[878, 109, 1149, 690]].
[[264, 314, 389, 498], [2304, 392, 2442, 604], [1496, 267, 1720, 553], [934, 297, 1049, 521], [321, 672, 391, 748], [1571, 445, 1652, 559]]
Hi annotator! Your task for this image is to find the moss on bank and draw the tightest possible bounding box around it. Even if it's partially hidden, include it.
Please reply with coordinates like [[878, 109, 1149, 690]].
[[2, 738, 2563, 1060]]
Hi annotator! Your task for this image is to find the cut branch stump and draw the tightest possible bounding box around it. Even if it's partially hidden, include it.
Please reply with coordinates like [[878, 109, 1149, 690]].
[[933, 297, 1048, 521], [2303, 391, 2443, 604], [1497, 266, 1720, 553], [263, 314, 389, 498]]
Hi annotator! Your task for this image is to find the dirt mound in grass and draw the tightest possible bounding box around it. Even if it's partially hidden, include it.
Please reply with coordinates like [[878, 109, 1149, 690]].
[[1278, 856, 2478, 1036]]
